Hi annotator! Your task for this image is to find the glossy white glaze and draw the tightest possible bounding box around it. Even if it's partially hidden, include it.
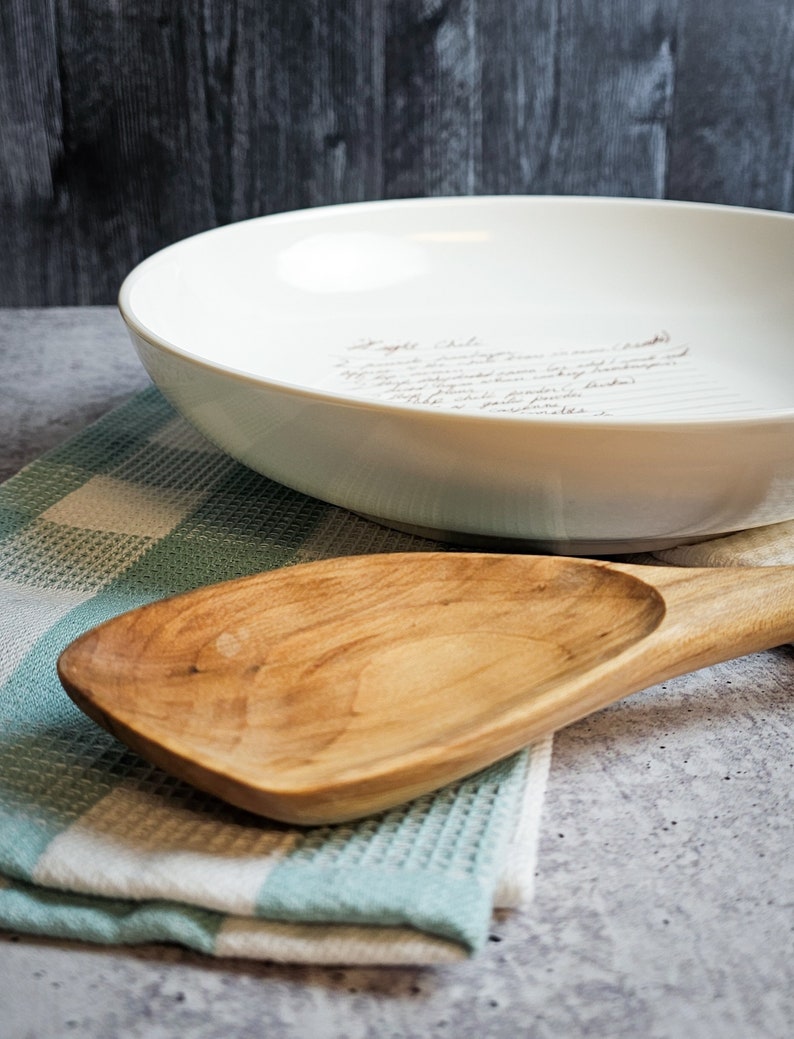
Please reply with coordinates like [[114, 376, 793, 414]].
[[119, 196, 794, 552]]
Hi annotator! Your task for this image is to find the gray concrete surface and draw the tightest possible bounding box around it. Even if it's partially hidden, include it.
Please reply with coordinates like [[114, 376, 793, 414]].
[[0, 308, 792, 1038]]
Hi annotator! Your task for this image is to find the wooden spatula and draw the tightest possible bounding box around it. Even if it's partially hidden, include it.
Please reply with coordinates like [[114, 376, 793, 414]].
[[57, 552, 794, 825]]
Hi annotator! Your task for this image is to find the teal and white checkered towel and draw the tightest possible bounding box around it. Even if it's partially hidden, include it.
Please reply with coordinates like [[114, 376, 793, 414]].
[[0, 388, 553, 965]]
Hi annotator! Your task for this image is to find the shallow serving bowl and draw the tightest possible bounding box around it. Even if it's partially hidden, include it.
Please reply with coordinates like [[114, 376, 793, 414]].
[[119, 196, 794, 554]]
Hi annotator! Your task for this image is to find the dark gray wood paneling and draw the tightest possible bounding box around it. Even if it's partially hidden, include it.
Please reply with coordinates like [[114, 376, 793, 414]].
[[384, 0, 481, 197], [1, 0, 792, 306], [477, 0, 678, 198], [669, 0, 794, 209]]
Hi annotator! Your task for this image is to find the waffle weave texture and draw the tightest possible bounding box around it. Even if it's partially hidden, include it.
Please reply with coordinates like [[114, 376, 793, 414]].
[[0, 388, 551, 964]]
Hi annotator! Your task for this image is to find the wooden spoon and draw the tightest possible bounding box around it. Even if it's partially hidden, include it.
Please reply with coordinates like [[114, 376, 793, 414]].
[[57, 552, 794, 825]]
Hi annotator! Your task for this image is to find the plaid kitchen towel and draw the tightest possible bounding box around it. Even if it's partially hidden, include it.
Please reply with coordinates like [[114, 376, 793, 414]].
[[0, 387, 552, 965]]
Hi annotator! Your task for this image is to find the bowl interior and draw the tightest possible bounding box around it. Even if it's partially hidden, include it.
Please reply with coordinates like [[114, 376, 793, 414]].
[[122, 197, 794, 422]]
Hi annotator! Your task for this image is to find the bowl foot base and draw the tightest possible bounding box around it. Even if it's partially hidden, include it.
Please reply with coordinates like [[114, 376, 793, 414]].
[[356, 514, 718, 557]]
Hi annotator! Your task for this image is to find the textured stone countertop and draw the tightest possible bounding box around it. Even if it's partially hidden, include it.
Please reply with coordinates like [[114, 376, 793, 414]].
[[1, 308, 792, 1039]]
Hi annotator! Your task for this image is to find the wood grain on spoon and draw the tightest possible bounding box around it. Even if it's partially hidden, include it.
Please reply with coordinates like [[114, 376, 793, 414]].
[[57, 552, 794, 825]]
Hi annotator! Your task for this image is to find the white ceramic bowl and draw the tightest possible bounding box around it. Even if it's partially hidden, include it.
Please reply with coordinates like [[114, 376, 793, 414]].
[[119, 196, 794, 554]]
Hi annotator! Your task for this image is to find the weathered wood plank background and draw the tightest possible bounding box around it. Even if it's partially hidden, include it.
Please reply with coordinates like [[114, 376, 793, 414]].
[[1, 0, 793, 306]]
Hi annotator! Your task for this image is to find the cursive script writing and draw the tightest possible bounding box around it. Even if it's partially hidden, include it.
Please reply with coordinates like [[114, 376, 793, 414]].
[[330, 330, 745, 416]]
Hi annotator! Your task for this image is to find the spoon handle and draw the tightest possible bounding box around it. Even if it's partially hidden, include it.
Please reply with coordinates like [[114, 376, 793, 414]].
[[606, 560, 794, 685], [485, 561, 794, 751]]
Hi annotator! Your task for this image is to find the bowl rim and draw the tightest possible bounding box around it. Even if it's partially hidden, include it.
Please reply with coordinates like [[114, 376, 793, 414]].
[[118, 194, 794, 431]]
